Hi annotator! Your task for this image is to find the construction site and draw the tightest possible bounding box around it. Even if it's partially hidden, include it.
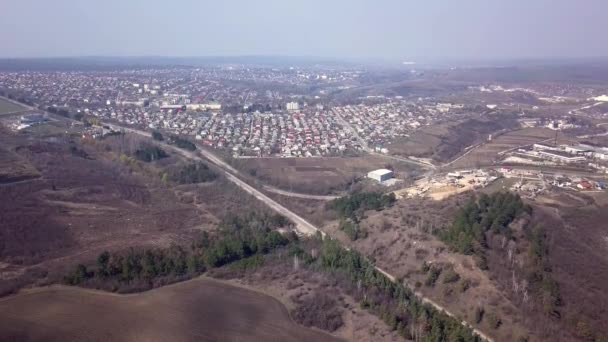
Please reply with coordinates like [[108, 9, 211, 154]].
[[395, 169, 498, 201]]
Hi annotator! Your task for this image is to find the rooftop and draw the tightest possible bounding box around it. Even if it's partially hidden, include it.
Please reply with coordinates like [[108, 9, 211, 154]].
[[368, 169, 393, 177]]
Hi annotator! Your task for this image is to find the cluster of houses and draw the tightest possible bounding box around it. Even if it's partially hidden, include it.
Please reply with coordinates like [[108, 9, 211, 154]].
[[192, 110, 355, 157], [331, 100, 464, 149]]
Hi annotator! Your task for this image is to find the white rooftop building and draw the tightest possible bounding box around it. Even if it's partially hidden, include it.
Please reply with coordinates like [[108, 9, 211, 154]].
[[367, 169, 394, 183], [286, 102, 299, 111]]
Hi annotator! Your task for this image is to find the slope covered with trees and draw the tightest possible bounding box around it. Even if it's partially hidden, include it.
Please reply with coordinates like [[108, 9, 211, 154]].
[[304, 237, 481, 341], [329, 191, 396, 241], [441, 192, 530, 269]]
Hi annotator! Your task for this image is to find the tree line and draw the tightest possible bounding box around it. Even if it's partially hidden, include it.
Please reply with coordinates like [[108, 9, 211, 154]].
[[328, 191, 396, 220], [64, 211, 292, 292], [134, 144, 168, 162], [169, 135, 196, 151], [525, 225, 562, 319], [63, 208, 481, 340]]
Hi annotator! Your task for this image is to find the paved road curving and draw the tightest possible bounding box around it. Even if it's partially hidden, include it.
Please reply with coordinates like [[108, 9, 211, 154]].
[[262, 185, 340, 201]]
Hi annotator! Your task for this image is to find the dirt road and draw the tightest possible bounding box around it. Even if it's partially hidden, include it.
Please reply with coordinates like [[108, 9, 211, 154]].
[[262, 185, 340, 200], [104, 122, 492, 341], [104, 123, 322, 236]]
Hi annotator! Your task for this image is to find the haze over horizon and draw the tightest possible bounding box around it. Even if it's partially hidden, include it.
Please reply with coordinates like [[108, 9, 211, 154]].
[[2, 0, 608, 61]]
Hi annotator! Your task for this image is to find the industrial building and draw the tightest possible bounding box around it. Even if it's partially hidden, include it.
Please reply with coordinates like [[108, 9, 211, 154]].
[[536, 150, 586, 163], [286, 102, 299, 111], [186, 102, 222, 111], [570, 144, 608, 160], [160, 104, 187, 112], [367, 169, 394, 183]]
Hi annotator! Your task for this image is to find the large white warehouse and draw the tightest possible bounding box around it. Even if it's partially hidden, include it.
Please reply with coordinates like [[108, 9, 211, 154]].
[[367, 169, 394, 183]]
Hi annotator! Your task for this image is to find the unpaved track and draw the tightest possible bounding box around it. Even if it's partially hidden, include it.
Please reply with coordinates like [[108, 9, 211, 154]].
[[105, 124, 321, 236], [262, 185, 340, 200], [106, 122, 493, 342]]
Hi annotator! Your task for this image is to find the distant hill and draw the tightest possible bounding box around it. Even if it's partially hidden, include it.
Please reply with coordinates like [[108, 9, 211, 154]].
[[0, 55, 351, 71]]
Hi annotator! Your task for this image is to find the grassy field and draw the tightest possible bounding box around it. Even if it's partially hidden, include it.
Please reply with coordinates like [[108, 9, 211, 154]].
[[0, 98, 26, 114], [231, 154, 423, 195], [0, 277, 341, 342]]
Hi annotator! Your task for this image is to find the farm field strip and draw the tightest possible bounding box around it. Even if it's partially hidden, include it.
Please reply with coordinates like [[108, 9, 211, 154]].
[[0, 277, 341, 342]]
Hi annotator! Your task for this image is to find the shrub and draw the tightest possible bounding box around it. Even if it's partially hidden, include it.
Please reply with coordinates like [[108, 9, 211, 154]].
[[425, 266, 442, 287], [339, 219, 367, 241], [442, 268, 461, 284], [459, 278, 472, 292], [134, 145, 168, 162], [152, 131, 163, 141], [292, 292, 344, 332], [171, 162, 217, 184], [474, 306, 485, 324], [487, 312, 501, 329], [170, 135, 196, 151]]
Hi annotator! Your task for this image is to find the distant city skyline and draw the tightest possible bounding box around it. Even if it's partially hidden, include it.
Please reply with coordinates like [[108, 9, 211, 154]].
[[2, 0, 608, 61]]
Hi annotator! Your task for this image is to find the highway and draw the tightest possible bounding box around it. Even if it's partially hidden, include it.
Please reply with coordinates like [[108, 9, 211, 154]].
[[106, 122, 493, 342]]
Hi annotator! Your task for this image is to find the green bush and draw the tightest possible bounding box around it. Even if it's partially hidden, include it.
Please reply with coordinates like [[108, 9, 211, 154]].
[[425, 266, 442, 287], [442, 268, 461, 283], [474, 306, 485, 324], [171, 162, 217, 184], [134, 145, 168, 162], [170, 135, 196, 151], [339, 219, 367, 241], [487, 312, 501, 329], [328, 192, 396, 220], [152, 131, 164, 141]]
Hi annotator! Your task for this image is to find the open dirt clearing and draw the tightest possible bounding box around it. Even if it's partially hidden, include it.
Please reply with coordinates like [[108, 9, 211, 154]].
[[0, 98, 26, 115], [0, 277, 341, 342], [231, 155, 422, 195]]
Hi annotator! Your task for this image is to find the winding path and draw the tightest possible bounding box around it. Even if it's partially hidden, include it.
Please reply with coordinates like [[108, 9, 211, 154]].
[[262, 185, 340, 200], [105, 122, 493, 342]]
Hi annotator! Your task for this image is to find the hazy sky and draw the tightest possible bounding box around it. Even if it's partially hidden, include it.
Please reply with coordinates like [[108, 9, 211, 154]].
[[1, 0, 607, 60]]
